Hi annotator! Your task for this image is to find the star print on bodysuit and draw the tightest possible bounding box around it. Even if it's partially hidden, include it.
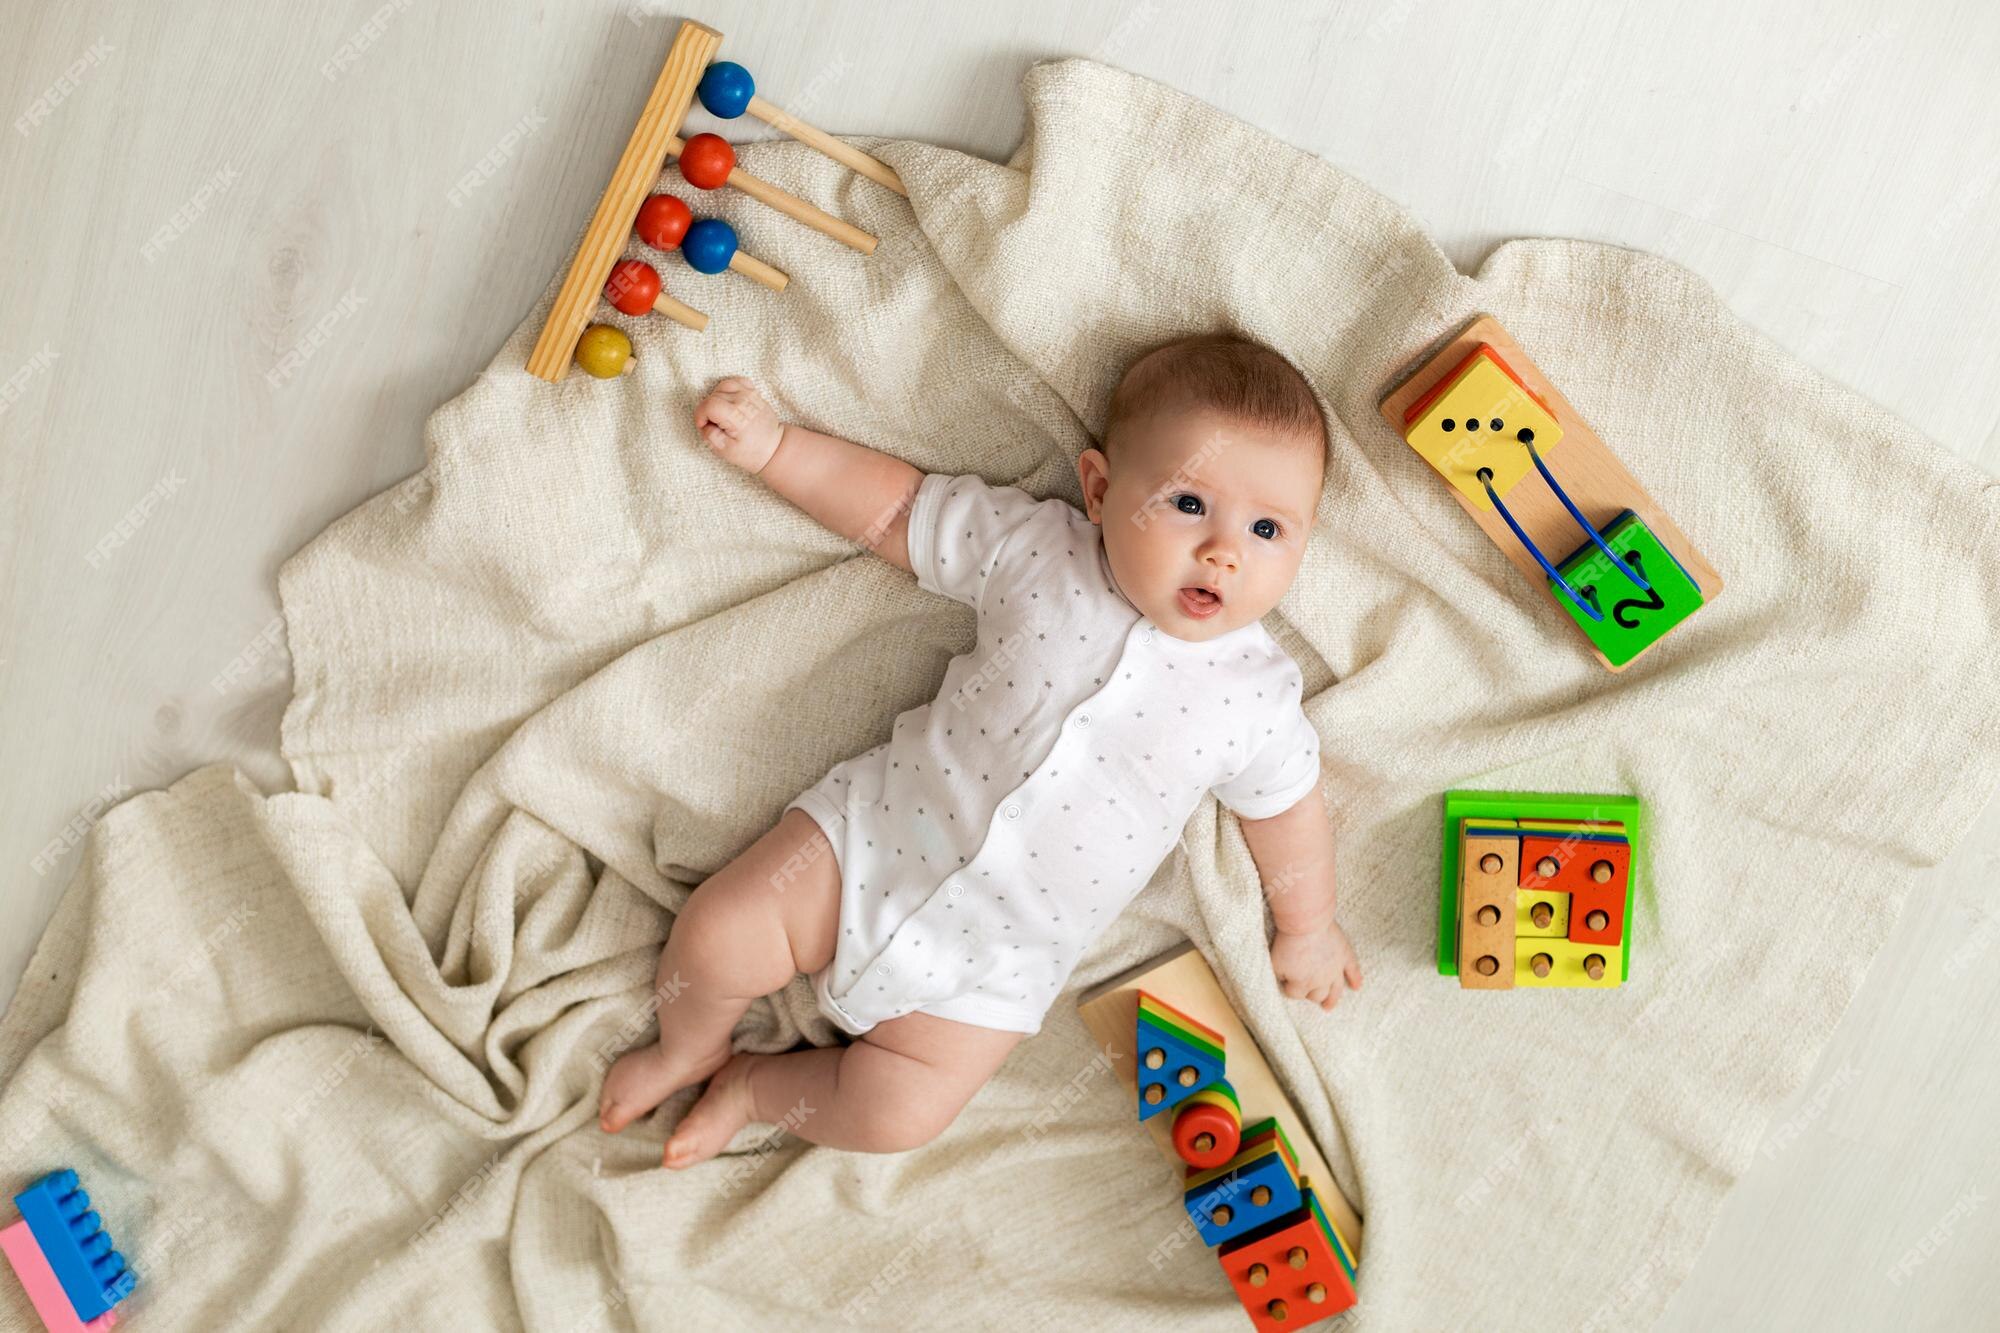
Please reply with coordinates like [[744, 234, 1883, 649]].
[[785, 471, 1322, 1037]]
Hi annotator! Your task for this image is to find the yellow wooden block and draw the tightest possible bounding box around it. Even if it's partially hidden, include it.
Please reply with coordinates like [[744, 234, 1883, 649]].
[[1517, 889, 1570, 938], [1401, 347, 1564, 508], [1515, 937, 1621, 988]]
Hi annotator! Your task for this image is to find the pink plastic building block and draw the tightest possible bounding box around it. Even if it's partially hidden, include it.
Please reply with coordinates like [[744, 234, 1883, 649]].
[[0, 1221, 118, 1333]]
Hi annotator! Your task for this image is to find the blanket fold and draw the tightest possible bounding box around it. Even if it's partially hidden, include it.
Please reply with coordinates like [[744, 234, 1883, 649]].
[[4, 56, 1997, 1332]]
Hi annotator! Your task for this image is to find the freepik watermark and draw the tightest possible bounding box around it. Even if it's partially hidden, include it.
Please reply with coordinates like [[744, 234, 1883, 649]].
[[590, 972, 692, 1075], [30, 776, 132, 875], [769, 824, 834, 895], [143, 901, 261, 1009], [211, 613, 288, 695], [141, 163, 241, 263], [322, 0, 418, 82], [0, 345, 60, 419], [837, 1218, 946, 1325], [1886, 1188, 1988, 1287], [448, 108, 548, 208], [265, 288, 367, 388], [84, 471, 187, 568], [1019, 1044, 1116, 1148], [407, 1153, 504, 1257], [716, 1098, 814, 1195], [1760, 1061, 1860, 1161], [13, 39, 114, 138]]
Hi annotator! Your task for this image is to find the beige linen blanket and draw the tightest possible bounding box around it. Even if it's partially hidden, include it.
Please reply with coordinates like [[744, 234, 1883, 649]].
[[4, 57, 1998, 1332]]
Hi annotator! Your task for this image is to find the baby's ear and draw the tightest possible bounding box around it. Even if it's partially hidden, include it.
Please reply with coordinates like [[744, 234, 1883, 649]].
[[1076, 447, 1110, 522]]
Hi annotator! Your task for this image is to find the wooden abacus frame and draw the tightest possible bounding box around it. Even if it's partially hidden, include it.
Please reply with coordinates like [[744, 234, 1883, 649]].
[[528, 20, 722, 381], [1377, 314, 1724, 671], [526, 18, 901, 382]]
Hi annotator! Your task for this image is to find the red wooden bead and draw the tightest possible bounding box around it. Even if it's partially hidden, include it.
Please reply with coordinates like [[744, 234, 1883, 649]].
[[605, 259, 660, 316], [1173, 1100, 1242, 1170], [678, 133, 735, 190], [635, 194, 692, 251]]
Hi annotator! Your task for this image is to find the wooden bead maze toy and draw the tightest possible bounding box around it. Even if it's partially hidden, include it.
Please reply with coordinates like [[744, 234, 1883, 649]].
[[1079, 942, 1362, 1328], [1377, 316, 1722, 670], [526, 19, 905, 381], [1438, 789, 1643, 990]]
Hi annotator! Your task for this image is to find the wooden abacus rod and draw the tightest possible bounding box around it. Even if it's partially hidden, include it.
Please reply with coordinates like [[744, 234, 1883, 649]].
[[633, 194, 789, 292], [696, 61, 907, 197], [745, 97, 906, 197], [668, 133, 878, 255]]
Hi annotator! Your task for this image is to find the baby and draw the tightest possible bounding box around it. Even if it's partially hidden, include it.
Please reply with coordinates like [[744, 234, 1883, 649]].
[[599, 332, 1362, 1168]]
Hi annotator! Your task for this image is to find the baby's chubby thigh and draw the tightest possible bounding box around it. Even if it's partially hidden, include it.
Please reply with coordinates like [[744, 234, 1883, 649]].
[[831, 1011, 1026, 1152]]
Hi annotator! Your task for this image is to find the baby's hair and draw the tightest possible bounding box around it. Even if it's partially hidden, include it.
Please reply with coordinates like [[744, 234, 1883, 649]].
[[1102, 332, 1328, 462]]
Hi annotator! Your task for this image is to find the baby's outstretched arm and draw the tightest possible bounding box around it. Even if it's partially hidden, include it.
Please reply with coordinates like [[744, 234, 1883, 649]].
[[694, 377, 923, 572], [1238, 782, 1364, 1011]]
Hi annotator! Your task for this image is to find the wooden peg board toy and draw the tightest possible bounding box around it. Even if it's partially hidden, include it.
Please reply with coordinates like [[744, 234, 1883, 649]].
[[1377, 316, 1723, 671], [1078, 942, 1361, 1327], [525, 19, 905, 382], [1438, 789, 1643, 990]]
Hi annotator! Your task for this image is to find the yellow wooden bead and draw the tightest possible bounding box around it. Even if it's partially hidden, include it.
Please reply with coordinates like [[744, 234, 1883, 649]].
[[574, 325, 633, 379]]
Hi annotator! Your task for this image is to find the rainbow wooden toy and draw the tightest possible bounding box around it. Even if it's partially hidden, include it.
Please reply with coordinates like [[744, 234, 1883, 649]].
[[1, 1170, 135, 1332], [527, 19, 905, 382], [1377, 316, 1722, 671], [1079, 943, 1360, 1326], [1438, 789, 1643, 989]]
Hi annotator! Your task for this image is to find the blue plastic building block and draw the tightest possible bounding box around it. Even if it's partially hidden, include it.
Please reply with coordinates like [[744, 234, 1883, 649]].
[[1182, 1134, 1304, 1247], [15, 1170, 135, 1321]]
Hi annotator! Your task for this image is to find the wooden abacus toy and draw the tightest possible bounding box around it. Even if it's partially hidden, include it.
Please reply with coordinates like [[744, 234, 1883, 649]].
[[1437, 789, 1642, 990], [1377, 316, 1723, 671], [526, 19, 906, 382], [1079, 943, 1362, 1328]]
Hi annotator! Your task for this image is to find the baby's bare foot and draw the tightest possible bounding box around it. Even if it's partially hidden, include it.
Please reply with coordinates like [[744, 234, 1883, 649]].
[[598, 1037, 733, 1135], [662, 1051, 768, 1169]]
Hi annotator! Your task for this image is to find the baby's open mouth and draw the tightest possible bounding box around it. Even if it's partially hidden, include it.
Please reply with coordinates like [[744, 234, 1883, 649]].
[[1178, 586, 1222, 618]]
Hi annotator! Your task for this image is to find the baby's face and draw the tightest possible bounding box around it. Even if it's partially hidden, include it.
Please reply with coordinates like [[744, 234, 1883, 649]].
[[1078, 406, 1323, 642]]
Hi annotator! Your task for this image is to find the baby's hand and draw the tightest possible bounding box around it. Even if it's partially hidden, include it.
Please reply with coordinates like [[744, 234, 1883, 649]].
[[1271, 918, 1363, 1012], [694, 376, 786, 474]]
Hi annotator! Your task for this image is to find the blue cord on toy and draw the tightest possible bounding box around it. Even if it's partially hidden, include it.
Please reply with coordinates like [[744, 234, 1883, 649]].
[[1480, 469, 1604, 622], [1519, 436, 1651, 592]]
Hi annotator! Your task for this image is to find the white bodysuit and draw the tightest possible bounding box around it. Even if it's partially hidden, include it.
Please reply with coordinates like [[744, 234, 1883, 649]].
[[785, 471, 1323, 1037]]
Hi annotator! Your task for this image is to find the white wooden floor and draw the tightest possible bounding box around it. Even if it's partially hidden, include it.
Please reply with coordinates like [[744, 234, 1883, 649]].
[[3, 2, 1995, 1327]]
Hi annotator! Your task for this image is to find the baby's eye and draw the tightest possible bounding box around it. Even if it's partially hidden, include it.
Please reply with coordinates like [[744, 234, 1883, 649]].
[[1173, 494, 1202, 515], [1252, 518, 1280, 540]]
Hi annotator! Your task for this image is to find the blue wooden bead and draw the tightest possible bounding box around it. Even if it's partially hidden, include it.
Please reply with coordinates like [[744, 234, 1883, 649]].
[[682, 218, 737, 274], [697, 61, 755, 119]]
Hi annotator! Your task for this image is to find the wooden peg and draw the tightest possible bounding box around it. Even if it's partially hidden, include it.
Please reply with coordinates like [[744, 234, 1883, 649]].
[[1531, 953, 1553, 978], [695, 61, 908, 196], [666, 133, 878, 254], [1584, 954, 1607, 980], [1537, 856, 1560, 878], [1531, 902, 1554, 928], [1591, 859, 1614, 883]]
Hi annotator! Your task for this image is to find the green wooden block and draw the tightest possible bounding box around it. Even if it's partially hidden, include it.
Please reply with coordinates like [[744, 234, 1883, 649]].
[[1439, 789, 1642, 981], [1550, 511, 1704, 667]]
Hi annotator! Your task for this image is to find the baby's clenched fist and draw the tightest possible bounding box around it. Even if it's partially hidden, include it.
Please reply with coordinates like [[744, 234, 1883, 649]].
[[694, 376, 786, 473]]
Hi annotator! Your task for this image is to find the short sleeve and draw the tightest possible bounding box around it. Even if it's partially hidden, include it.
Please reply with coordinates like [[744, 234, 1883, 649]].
[[905, 471, 1050, 611], [1213, 676, 1323, 820]]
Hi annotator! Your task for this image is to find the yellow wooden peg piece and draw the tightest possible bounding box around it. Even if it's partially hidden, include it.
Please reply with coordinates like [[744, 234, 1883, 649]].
[[1400, 345, 1563, 508], [1517, 889, 1570, 938]]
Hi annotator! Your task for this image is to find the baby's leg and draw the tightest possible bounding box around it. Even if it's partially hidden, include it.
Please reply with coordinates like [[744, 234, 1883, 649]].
[[661, 1010, 1025, 1167], [598, 807, 840, 1133]]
